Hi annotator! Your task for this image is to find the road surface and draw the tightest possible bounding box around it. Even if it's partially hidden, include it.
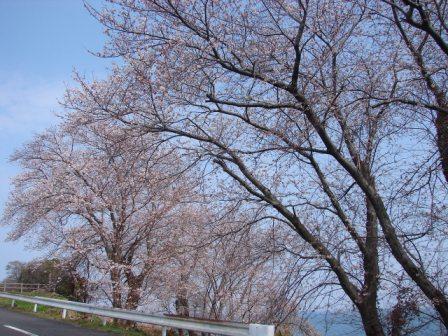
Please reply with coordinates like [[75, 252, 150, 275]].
[[0, 307, 115, 336]]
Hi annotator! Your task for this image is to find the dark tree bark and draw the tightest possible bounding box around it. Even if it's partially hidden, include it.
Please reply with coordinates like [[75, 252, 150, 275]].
[[436, 111, 448, 183], [110, 268, 123, 309], [357, 191, 383, 336]]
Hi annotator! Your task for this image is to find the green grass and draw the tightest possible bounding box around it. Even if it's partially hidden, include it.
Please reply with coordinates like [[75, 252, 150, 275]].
[[0, 291, 157, 335]]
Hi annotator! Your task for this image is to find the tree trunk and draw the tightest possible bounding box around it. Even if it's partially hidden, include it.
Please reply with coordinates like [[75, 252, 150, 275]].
[[436, 111, 448, 183], [110, 268, 123, 324], [124, 274, 142, 310], [125, 287, 141, 310], [110, 268, 122, 309], [357, 187, 385, 336], [358, 301, 385, 336], [176, 281, 197, 336], [121, 275, 143, 327], [176, 294, 190, 336]]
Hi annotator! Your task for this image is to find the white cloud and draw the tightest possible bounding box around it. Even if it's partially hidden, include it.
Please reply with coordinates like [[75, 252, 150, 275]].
[[0, 74, 64, 135]]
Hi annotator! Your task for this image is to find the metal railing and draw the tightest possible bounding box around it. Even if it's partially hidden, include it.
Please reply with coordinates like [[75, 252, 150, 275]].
[[0, 293, 275, 336], [2, 282, 50, 293]]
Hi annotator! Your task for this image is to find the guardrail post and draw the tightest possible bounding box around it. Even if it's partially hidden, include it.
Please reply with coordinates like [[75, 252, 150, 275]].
[[62, 308, 67, 319], [33, 304, 38, 313], [102, 317, 107, 326], [162, 327, 167, 336], [11, 299, 15, 308], [3, 282, 5, 292], [20, 283, 23, 294], [249, 324, 275, 336]]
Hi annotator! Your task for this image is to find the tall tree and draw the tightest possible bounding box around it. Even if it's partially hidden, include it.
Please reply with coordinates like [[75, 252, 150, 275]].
[[64, 0, 448, 333], [3, 122, 193, 309]]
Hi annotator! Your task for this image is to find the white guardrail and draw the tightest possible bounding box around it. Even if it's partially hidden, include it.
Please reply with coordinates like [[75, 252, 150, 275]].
[[0, 293, 275, 336]]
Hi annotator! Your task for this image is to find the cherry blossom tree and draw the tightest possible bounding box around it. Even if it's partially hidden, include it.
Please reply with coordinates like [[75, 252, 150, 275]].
[[2, 121, 194, 310], [4, 115, 317, 332], [2, 111, 321, 333], [153, 203, 320, 335], [57, 0, 448, 334], [2, 0, 447, 334]]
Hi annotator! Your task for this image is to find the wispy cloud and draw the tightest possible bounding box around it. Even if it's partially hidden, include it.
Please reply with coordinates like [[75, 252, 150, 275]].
[[0, 74, 64, 278], [0, 74, 65, 136], [0, 74, 65, 277], [0, 73, 68, 205]]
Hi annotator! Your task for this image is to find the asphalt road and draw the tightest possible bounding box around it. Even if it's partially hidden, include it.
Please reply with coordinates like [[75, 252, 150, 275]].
[[0, 307, 115, 336]]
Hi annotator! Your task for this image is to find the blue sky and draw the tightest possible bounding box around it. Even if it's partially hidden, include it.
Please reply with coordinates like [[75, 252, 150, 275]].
[[0, 0, 110, 280]]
